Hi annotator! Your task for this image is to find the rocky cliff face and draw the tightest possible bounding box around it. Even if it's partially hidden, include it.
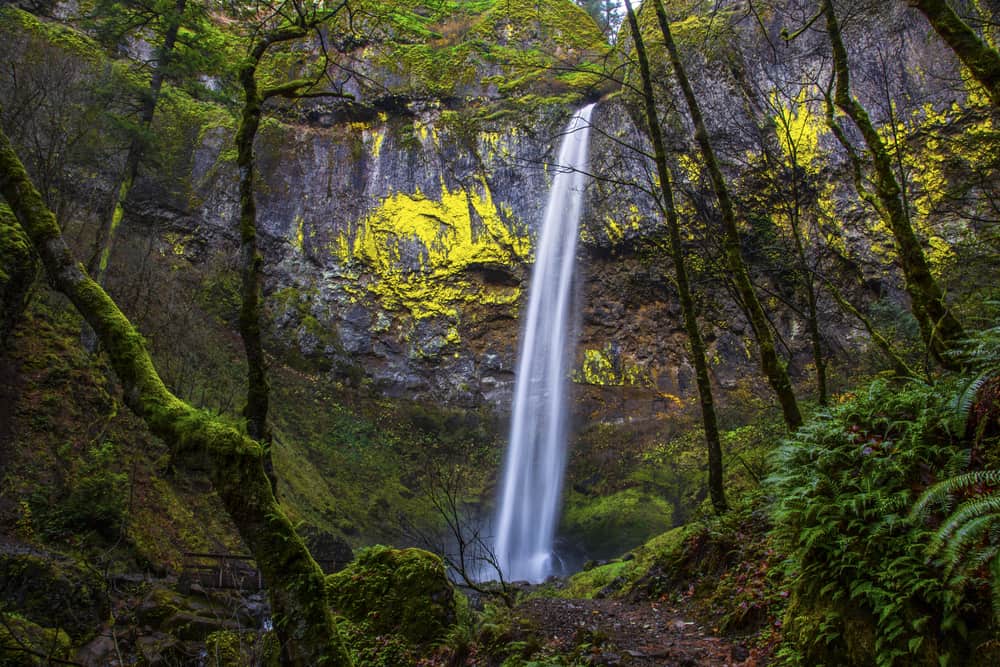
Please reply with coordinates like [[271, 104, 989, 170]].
[[3, 0, 987, 422], [147, 95, 779, 420]]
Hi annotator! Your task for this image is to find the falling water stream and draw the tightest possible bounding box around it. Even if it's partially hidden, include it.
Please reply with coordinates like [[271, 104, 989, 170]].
[[493, 104, 596, 583]]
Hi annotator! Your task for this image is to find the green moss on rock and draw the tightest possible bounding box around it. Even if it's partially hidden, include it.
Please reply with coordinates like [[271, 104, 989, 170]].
[[0, 612, 72, 666], [0, 549, 108, 640], [561, 560, 630, 599], [781, 591, 879, 667], [205, 629, 280, 667], [326, 545, 456, 644], [366, 0, 608, 102], [0, 7, 104, 63]]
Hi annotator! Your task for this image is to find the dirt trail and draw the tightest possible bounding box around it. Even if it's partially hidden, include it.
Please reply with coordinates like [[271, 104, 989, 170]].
[[516, 597, 755, 666]]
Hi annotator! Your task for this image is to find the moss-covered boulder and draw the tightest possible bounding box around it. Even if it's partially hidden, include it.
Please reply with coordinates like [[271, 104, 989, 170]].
[[781, 591, 880, 667], [0, 612, 72, 666], [0, 546, 107, 640], [326, 545, 456, 644], [204, 629, 279, 667]]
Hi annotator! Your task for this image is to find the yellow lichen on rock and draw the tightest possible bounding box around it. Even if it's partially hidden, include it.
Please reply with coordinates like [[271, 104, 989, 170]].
[[294, 214, 305, 250], [334, 180, 531, 320], [772, 87, 825, 175], [599, 203, 643, 243], [574, 346, 648, 387], [371, 127, 386, 159]]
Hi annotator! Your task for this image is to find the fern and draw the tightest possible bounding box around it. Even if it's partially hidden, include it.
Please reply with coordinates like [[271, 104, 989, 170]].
[[955, 373, 990, 425], [911, 468, 1000, 622], [769, 377, 982, 666], [951, 317, 1000, 430], [910, 469, 1000, 521]]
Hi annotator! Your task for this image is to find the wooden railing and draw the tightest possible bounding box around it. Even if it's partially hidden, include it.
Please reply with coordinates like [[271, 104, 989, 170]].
[[179, 553, 351, 592]]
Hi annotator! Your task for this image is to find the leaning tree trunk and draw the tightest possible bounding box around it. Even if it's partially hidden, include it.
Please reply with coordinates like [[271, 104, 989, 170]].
[[824, 0, 965, 367], [651, 0, 803, 430], [0, 124, 351, 667], [623, 0, 727, 513], [908, 0, 1000, 107]]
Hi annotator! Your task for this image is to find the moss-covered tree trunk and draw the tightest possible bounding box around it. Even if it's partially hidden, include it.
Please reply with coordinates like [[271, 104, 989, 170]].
[[908, 0, 1000, 106], [236, 42, 275, 484], [87, 0, 186, 282], [623, 0, 727, 513], [0, 125, 351, 667], [824, 0, 965, 367], [234, 18, 349, 490], [0, 203, 36, 346], [651, 0, 803, 430]]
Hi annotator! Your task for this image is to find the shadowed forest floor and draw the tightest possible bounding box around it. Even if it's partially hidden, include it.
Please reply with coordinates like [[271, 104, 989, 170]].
[[512, 597, 762, 666]]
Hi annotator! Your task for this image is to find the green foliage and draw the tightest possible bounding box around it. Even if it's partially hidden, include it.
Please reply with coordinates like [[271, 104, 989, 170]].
[[0, 551, 108, 640], [0, 203, 35, 343], [86, 0, 239, 101], [335, 617, 422, 667], [0, 7, 138, 209], [911, 470, 1000, 622], [203, 629, 279, 666], [906, 324, 1000, 624], [561, 488, 673, 559], [768, 378, 982, 666], [34, 441, 129, 542]]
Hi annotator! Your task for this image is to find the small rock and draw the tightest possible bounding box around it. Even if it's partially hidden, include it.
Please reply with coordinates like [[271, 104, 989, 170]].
[[731, 644, 750, 661], [75, 633, 117, 665]]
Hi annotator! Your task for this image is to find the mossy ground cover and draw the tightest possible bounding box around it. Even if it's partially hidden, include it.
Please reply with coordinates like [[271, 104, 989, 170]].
[[0, 299, 245, 571]]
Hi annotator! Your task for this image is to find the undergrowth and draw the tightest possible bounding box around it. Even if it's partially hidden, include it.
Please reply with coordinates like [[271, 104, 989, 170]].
[[768, 376, 996, 666]]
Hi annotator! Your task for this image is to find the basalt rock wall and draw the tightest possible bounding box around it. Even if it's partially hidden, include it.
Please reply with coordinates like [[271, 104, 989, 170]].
[[4, 0, 992, 426]]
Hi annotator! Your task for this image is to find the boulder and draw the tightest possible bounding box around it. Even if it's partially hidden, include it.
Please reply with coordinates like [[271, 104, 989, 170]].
[[0, 543, 107, 640], [326, 545, 456, 644]]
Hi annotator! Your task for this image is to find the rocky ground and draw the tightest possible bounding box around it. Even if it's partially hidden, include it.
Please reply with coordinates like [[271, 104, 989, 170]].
[[514, 597, 761, 666]]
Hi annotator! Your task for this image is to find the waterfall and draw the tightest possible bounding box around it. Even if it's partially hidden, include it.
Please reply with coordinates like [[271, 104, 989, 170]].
[[493, 104, 595, 583]]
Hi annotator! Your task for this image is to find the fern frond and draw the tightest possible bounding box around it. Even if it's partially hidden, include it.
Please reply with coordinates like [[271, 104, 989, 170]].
[[936, 514, 996, 575], [962, 543, 998, 573], [938, 493, 1000, 535], [910, 470, 1000, 521], [954, 373, 990, 427], [991, 556, 1000, 623], [942, 449, 972, 480]]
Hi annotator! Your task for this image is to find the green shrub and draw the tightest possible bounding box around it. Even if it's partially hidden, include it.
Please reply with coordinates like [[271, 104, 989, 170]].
[[38, 441, 128, 541]]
